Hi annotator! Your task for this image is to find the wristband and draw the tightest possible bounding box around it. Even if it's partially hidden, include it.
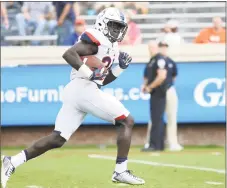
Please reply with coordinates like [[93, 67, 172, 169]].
[[112, 65, 124, 77], [78, 64, 93, 79]]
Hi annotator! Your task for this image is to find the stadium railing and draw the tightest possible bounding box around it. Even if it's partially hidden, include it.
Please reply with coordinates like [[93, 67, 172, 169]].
[[81, 13, 225, 20], [148, 2, 224, 9], [4, 35, 57, 44], [1, 44, 225, 67]]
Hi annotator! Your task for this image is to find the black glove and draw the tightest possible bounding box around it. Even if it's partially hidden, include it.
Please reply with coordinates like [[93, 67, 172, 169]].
[[118, 52, 132, 69]]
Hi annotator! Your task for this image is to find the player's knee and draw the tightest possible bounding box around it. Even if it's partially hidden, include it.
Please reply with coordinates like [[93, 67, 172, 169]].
[[125, 115, 134, 128], [117, 115, 134, 129], [50, 132, 66, 148]]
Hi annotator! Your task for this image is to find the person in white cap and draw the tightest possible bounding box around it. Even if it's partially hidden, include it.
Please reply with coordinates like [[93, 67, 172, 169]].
[[157, 19, 184, 46]]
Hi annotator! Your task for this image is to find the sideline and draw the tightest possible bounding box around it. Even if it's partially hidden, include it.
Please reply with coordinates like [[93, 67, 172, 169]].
[[88, 154, 225, 174]]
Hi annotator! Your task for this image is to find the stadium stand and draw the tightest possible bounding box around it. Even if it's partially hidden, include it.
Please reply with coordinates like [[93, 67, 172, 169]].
[[1, 2, 225, 45], [81, 2, 225, 43]]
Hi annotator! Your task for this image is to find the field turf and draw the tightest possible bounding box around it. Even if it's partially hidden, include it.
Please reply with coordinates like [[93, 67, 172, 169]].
[[1, 146, 225, 188]]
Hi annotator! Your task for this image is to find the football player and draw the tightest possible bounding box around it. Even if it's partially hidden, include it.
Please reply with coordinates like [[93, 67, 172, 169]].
[[1, 7, 145, 187]]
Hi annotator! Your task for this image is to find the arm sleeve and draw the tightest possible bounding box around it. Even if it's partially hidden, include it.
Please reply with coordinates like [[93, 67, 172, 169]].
[[102, 70, 117, 86]]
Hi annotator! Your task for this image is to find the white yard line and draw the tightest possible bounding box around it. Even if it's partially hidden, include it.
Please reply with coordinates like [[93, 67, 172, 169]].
[[205, 181, 223, 185], [88, 154, 225, 174]]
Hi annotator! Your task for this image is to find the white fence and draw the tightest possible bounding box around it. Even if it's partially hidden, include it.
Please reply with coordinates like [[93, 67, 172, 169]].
[[1, 44, 225, 67]]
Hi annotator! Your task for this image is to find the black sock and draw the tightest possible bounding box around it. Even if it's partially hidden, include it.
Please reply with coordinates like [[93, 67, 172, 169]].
[[116, 157, 127, 164]]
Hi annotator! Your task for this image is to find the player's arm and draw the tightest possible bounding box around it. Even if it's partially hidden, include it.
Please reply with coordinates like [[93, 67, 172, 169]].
[[144, 65, 148, 82], [141, 64, 149, 92], [103, 52, 132, 86], [146, 59, 167, 91], [63, 40, 98, 70], [172, 61, 178, 82], [62, 32, 99, 78]]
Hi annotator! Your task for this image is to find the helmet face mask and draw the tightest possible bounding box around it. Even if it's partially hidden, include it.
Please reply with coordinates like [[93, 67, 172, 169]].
[[95, 8, 128, 43], [107, 21, 128, 43]]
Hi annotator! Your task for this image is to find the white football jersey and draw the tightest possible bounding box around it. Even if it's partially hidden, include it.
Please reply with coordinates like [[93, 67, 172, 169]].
[[70, 28, 119, 85]]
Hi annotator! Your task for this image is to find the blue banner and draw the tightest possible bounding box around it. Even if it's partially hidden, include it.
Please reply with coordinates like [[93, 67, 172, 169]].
[[1, 62, 225, 126]]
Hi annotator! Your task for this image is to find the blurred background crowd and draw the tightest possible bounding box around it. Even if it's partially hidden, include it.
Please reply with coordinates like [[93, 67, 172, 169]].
[[1, 1, 226, 46]]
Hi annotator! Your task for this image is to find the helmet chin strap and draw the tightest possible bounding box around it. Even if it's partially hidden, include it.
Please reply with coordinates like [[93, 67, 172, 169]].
[[109, 31, 120, 43], [107, 34, 117, 43]]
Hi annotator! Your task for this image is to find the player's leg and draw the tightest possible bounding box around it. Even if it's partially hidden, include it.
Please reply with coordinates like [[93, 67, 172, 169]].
[[1, 80, 86, 188], [79, 83, 144, 184], [149, 95, 166, 150], [1, 116, 64, 187], [115, 115, 134, 163], [15, 13, 27, 36], [1, 104, 85, 187], [22, 103, 86, 161]]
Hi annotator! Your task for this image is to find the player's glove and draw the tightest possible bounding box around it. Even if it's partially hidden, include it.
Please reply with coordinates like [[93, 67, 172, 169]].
[[90, 65, 108, 81], [118, 52, 132, 69]]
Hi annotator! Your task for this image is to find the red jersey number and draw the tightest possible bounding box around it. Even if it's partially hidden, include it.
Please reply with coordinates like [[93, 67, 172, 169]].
[[102, 56, 112, 69]]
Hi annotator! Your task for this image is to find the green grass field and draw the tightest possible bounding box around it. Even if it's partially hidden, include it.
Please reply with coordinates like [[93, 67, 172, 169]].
[[2, 146, 225, 188]]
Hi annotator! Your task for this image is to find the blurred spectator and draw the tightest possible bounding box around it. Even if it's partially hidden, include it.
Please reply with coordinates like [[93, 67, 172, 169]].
[[5, 1, 22, 15], [1, 2, 9, 30], [53, 2, 75, 45], [16, 2, 56, 44], [94, 2, 123, 14], [75, 2, 95, 16], [156, 20, 184, 46], [194, 16, 226, 43], [73, 2, 81, 16], [134, 2, 149, 14], [156, 22, 171, 43], [123, 2, 149, 14], [94, 2, 107, 15], [63, 18, 86, 46], [120, 10, 142, 45], [1, 2, 9, 46], [123, 2, 137, 11], [110, 2, 124, 11]]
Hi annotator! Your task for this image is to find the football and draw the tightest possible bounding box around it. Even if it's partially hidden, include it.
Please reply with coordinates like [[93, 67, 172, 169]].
[[81, 55, 103, 71]]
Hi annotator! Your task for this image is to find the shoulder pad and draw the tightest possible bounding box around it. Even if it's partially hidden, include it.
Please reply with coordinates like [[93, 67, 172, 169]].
[[81, 28, 111, 46], [80, 29, 101, 46], [80, 29, 108, 46]]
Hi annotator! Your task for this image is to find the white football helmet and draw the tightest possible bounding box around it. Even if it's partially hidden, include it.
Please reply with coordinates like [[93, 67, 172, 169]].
[[95, 7, 128, 43]]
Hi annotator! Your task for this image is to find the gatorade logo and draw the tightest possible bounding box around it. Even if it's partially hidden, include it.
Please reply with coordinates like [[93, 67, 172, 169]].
[[194, 78, 225, 107]]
